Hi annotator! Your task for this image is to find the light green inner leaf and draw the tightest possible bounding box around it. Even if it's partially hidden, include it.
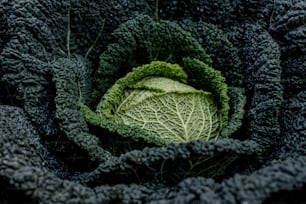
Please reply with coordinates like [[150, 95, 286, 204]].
[[92, 61, 229, 145], [116, 76, 199, 112], [114, 91, 220, 144]]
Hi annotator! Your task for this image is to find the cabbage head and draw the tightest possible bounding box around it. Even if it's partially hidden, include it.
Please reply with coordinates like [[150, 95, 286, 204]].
[[81, 59, 230, 146]]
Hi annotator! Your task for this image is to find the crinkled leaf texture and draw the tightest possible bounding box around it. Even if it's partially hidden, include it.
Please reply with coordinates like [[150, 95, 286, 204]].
[[115, 91, 220, 143], [88, 60, 228, 146], [3, 1, 305, 203], [115, 77, 198, 111]]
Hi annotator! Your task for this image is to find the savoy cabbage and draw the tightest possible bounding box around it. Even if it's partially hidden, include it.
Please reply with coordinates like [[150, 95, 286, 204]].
[[81, 59, 229, 145], [0, 0, 306, 203]]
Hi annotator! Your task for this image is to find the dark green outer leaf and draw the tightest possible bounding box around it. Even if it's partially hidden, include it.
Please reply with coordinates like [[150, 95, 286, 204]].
[[1, 0, 306, 203], [94, 15, 211, 103]]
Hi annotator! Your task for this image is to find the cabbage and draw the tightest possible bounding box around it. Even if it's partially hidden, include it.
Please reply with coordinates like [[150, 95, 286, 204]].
[[85, 61, 228, 145], [4, 1, 305, 203]]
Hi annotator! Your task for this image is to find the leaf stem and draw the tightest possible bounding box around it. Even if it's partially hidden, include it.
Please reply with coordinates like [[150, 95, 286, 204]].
[[155, 0, 159, 21], [77, 77, 82, 102], [85, 18, 106, 59], [67, 0, 71, 56], [143, 0, 153, 12]]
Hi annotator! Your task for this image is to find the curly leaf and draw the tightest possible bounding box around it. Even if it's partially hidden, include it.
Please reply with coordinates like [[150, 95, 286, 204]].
[[115, 91, 220, 144], [115, 76, 198, 113]]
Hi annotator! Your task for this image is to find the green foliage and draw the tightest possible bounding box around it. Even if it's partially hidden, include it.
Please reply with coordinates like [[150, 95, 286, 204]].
[[3, 1, 304, 203], [93, 15, 211, 103], [98, 61, 188, 119], [52, 55, 113, 162], [83, 61, 228, 145], [84, 15, 247, 147], [175, 19, 243, 87], [182, 57, 230, 135]]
